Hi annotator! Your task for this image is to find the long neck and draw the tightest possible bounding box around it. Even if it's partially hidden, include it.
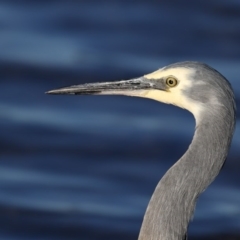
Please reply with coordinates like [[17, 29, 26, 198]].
[[138, 106, 235, 240]]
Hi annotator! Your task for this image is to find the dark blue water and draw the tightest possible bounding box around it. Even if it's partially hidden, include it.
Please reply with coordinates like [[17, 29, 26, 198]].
[[0, 1, 240, 239]]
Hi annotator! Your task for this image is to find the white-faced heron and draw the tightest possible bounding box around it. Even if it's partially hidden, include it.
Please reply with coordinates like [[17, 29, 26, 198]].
[[47, 61, 236, 240]]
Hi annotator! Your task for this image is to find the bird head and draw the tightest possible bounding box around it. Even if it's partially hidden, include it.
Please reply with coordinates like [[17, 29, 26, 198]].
[[47, 61, 235, 123]]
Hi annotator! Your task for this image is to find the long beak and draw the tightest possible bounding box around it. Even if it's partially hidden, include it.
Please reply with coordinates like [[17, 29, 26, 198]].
[[46, 77, 166, 95]]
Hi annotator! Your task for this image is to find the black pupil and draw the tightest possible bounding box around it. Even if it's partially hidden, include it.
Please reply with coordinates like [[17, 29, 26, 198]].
[[169, 79, 174, 85]]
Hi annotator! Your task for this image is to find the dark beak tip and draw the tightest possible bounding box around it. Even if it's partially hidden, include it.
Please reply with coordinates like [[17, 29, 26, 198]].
[[45, 89, 69, 95], [45, 90, 56, 94]]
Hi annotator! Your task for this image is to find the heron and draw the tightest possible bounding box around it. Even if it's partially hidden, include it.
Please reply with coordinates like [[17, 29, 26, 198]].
[[47, 61, 236, 240]]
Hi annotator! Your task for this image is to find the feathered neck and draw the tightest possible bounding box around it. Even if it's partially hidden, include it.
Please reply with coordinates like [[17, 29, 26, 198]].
[[138, 104, 236, 240]]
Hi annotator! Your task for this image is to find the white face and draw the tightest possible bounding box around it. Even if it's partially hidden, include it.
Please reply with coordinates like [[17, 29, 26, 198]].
[[137, 67, 204, 121]]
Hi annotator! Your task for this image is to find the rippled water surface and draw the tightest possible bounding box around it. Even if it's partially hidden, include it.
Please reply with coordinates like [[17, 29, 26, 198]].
[[0, 1, 240, 239]]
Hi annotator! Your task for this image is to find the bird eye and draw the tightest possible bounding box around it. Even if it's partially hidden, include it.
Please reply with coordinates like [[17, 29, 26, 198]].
[[166, 77, 178, 87]]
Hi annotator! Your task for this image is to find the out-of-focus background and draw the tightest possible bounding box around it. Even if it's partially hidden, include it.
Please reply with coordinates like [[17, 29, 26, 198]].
[[0, 0, 239, 239]]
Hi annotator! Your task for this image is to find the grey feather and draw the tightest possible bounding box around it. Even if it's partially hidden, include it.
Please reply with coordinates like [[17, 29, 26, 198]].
[[138, 62, 236, 240], [46, 61, 236, 240]]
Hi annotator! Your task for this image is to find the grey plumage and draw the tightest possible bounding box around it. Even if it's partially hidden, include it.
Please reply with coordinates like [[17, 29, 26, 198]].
[[139, 62, 236, 240], [47, 61, 236, 240]]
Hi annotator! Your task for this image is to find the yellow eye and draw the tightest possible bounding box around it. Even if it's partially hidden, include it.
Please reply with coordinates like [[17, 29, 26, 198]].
[[166, 77, 178, 87]]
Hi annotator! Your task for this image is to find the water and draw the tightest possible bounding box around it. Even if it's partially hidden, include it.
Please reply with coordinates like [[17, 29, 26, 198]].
[[0, 1, 240, 239]]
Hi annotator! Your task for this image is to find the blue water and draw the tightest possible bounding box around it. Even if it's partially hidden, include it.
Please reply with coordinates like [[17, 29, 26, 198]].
[[0, 1, 240, 239]]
